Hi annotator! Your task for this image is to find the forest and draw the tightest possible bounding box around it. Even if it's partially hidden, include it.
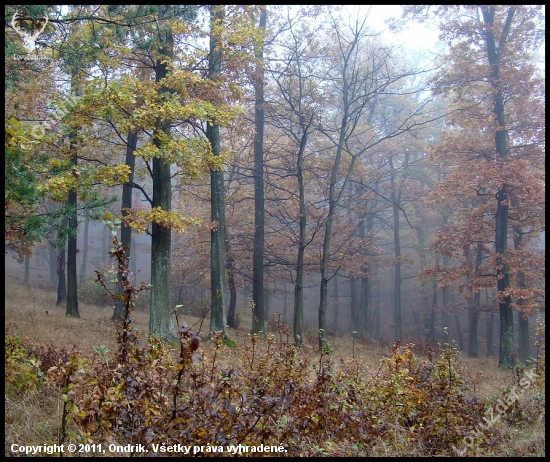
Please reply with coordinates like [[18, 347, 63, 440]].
[[4, 5, 546, 457]]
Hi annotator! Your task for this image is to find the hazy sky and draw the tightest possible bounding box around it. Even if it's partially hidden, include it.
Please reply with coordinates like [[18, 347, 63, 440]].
[[352, 5, 441, 52]]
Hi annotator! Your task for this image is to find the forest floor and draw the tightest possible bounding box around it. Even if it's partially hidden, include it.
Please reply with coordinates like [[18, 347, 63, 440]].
[[4, 254, 546, 457]]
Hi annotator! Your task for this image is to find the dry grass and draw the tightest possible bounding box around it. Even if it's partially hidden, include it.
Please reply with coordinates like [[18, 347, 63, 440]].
[[5, 387, 60, 455], [6, 285, 143, 355], [4, 278, 545, 457]]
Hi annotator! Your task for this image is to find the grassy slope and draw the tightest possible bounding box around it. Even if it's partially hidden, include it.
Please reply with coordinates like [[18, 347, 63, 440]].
[[4, 255, 546, 456]]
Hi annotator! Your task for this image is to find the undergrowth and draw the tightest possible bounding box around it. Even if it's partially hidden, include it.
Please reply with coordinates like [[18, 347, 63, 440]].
[[5, 237, 545, 457]]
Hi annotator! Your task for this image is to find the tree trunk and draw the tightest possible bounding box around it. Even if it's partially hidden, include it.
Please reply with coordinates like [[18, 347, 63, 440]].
[[349, 277, 357, 334], [468, 301, 480, 357], [389, 156, 402, 340], [66, 185, 79, 317], [518, 312, 530, 363], [331, 273, 340, 334], [113, 129, 138, 321], [49, 239, 57, 285], [251, 5, 267, 336], [23, 255, 30, 286], [149, 12, 175, 340], [208, 5, 228, 334], [130, 230, 137, 276], [441, 258, 450, 344], [293, 108, 308, 346], [225, 230, 237, 328], [454, 314, 464, 350], [414, 203, 433, 342], [65, 72, 83, 318], [66, 89, 80, 318], [359, 276, 370, 338], [357, 210, 370, 339], [79, 215, 89, 286], [513, 226, 530, 362], [283, 288, 288, 325], [265, 290, 270, 322], [102, 222, 108, 265], [496, 190, 513, 367], [150, 156, 173, 339], [468, 242, 483, 357], [319, 117, 357, 348], [429, 254, 439, 342], [56, 237, 66, 306], [481, 5, 516, 369], [486, 310, 495, 357], [373, 266, 381, 339]]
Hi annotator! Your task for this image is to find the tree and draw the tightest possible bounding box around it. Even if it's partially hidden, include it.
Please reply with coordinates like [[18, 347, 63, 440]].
[[251, 5, 268, 336], [65, 96, 80, 318], [409, 5, 545, 368], [65, 68, 83, 318], [6, 5, 123, 315], [148, 5, 177, 340], [266, 6, 328, 344], [55, 5, 238, 339], [388, 152, 407, 340], [208, 5, 228, 334], [315, 8, 432, 348], [5, 5, 62, 259], [113, 129, 138, 321]]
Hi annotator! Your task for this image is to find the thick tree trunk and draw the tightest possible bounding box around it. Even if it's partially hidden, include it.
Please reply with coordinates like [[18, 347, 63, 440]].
[[150, 213, 173, 339], [481, 5, 516, 369], [149, 15, 175, 341], [66, 120, 79, 317], [251, 5, 267, 336], [65, 74, 82, 318], [496, 189, 513, 367], [66, 186, 79, 317], [208, 5, 228, 334]]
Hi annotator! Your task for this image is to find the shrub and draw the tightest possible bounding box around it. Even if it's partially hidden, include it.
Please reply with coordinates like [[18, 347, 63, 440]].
[[5, 335, 43, 395], [365, 341, 499, 455], [15, 234, 539, 456], [79, 276, 114, 307]]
